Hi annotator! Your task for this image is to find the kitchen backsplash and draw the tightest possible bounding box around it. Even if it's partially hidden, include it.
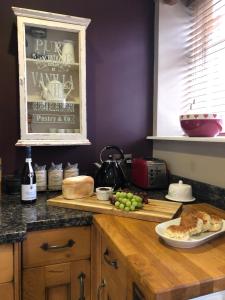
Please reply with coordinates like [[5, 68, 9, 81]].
[[170, 175, 225, 210]]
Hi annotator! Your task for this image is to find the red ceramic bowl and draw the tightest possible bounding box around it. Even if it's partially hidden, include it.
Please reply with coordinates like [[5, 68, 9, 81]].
[[180, 114, 223, 137]]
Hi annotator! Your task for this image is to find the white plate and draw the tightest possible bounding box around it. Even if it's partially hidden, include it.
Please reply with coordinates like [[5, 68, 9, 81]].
[[155, 217, 225, 248], [165, 194, 196, 203]]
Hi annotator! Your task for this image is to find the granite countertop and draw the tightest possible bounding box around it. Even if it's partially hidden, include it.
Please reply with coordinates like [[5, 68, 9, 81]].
[[0, 187, 211, 245], [0, 189, 170, 244], [0, 192, 93, 244]]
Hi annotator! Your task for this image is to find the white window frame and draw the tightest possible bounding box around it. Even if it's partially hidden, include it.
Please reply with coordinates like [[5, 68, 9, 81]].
[[147, 0, 225, 143]]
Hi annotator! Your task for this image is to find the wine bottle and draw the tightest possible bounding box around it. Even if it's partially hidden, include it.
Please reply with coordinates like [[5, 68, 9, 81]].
[[21, 146, 37, 204]]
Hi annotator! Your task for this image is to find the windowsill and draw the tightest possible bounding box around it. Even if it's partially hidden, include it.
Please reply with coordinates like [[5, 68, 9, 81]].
[[146, 136, 225, 143]]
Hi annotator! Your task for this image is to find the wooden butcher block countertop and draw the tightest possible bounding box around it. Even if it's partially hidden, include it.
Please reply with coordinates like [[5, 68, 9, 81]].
[[94, 203, 225, 300]]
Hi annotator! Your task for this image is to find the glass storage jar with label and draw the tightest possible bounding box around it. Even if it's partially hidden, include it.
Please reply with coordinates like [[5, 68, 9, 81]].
[[64, 162, 79, 179], [48, 163, 63, 191], [34, 164, 47, 191]]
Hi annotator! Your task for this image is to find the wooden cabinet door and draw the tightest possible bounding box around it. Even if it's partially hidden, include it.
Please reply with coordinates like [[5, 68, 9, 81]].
[[71, 260, 90, 300], [91, 226, 127, 300], [127, 273, 146, 300], [45, 263, 71, 300], [0, 282, 14, 300], [23, 260, 90, 300], [100, 237, 127, 300], [101, 267, 126, 300]]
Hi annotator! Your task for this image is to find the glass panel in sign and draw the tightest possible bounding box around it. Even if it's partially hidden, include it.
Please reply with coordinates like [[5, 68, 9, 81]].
[[25, 25, 80, 134]]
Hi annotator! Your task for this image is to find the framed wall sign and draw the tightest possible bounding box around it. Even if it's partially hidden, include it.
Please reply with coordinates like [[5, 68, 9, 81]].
[[12, 7, 91, 146]]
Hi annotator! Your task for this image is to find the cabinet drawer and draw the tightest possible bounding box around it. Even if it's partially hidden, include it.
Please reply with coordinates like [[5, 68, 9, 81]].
[[101, 234, 127, 298], [23, 227, 91, 268], [0, 244, 13, 283]]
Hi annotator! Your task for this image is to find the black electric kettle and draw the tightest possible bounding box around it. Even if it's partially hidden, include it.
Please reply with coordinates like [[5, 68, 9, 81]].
[[94, 145, 126, 190]]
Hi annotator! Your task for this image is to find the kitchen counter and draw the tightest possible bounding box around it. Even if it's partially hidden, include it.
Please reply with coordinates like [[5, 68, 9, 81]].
[[1, 191, 225, 299], [0, 192, 93, 244], [94, 203, 225, 300], [0, 186, 218, 245], [0, 189, 169, 244]]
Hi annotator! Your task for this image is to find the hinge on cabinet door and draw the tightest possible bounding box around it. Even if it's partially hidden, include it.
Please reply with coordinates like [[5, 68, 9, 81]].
[[133, 283, 145, 300], [97, 279, 106, 300], [103, 248, 118, 269]]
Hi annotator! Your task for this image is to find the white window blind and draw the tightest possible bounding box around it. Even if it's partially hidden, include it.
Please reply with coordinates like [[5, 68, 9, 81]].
[[183, 0, 225, 116]]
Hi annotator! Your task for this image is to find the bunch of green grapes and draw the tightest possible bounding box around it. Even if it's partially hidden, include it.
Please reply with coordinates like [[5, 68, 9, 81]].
[[114, 192, 143, 212]]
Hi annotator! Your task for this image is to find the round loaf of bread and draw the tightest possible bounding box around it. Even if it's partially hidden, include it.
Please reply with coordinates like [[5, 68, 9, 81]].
[[209, 214, 223, 232], [165, 225, 190, 240], [62, 176, 94, 199]]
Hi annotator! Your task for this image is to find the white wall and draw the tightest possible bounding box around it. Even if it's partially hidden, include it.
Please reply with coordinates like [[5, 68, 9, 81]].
[[153, 0, 225, 188], [153, 0, 190, 136], [153, 140, 225, 188]]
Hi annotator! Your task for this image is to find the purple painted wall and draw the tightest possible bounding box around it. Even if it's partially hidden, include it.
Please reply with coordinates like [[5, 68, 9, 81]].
[[0, 0, 154, 175]]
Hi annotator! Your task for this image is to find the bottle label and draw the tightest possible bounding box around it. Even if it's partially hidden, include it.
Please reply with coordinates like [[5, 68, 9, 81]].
[[21, 184, 37, 201]]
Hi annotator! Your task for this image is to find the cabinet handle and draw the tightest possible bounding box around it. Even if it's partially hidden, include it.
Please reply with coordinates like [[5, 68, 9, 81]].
[[40, 239, 75, 251], [97, 279, 106, 300], [103, 248, 118, 269], [78, 272, 85, 300]]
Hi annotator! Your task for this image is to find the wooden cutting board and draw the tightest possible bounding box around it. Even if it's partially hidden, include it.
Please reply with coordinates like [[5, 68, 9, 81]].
[[47, 195, 182, 222]]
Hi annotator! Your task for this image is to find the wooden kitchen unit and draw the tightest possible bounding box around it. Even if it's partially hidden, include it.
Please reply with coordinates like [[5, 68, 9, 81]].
[[22, 227, 91, 300], [2, 203, 225, 300], [0, 243, 20, 300], [93, 204, 225, 300]]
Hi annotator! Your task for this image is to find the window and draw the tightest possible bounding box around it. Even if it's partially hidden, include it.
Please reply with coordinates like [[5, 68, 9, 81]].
[[151, 0, 225, 139], [184, 0, 225, 116]]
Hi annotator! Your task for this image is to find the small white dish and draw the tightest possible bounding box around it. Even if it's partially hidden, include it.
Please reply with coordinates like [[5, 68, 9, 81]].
[[165, 194, 196, 203], [96, 187, 113, 201], [155, 218, 225, 248]]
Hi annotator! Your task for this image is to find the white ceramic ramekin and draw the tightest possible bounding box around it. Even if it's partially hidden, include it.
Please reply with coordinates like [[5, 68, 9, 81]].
[[96, 187, 113, 201]]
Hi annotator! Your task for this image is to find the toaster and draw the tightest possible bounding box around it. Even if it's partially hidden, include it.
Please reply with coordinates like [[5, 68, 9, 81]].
[[131, 158, 168, 189]]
